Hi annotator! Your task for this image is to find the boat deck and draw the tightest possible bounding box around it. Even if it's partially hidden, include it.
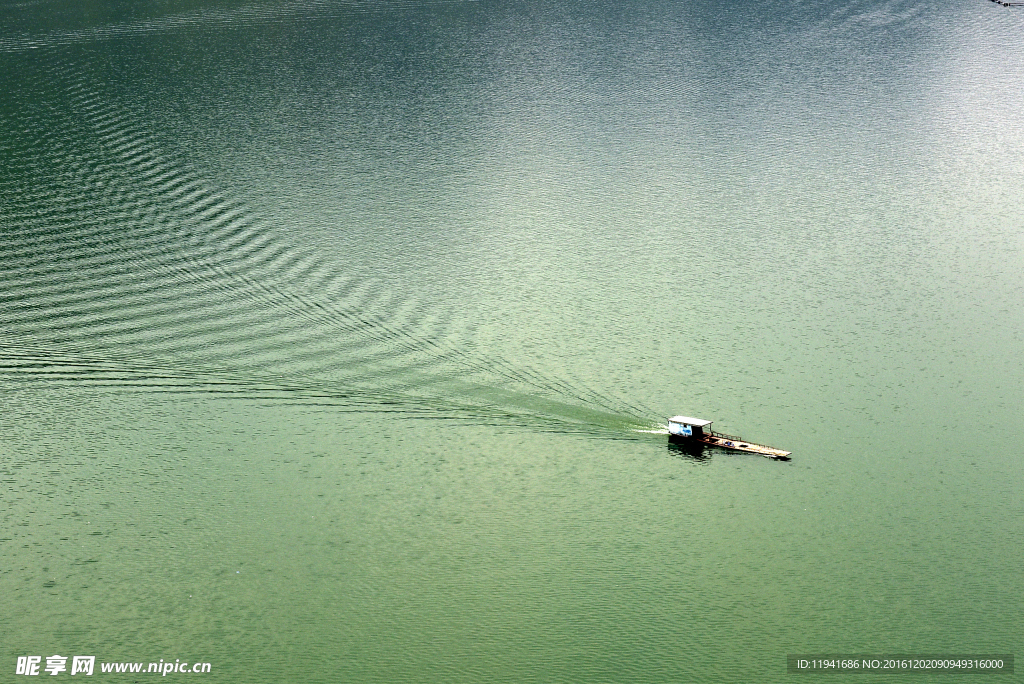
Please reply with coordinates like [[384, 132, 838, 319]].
[[699, 431, 792, 460]]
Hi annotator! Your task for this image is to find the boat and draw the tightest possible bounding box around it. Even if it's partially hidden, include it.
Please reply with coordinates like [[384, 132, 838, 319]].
[[667, 416, 791, 460]]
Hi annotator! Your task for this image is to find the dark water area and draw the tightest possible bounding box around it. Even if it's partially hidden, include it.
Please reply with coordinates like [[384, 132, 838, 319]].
[[3, 0, 1023, 681]]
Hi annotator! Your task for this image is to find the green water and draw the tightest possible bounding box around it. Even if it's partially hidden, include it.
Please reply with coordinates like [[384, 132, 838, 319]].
[[2, 0, 1022, 681]]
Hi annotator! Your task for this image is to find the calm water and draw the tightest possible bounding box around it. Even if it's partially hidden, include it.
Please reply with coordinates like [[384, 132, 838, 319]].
[[2, 0, 1023, 681]]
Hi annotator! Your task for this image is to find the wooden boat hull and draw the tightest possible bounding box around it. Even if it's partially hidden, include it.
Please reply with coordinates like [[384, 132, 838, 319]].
[[669, 432, 791, 460]]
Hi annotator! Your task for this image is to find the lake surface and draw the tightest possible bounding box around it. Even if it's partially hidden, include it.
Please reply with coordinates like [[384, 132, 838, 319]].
[[2, 0, 1022, 681]]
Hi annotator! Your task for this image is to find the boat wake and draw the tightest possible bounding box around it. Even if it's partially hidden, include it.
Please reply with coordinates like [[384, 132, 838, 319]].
[[1, 52, 659, 439]]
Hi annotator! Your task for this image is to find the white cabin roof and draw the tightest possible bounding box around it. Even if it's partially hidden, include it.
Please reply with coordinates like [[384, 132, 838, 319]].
[[668, 416, 713, 427]]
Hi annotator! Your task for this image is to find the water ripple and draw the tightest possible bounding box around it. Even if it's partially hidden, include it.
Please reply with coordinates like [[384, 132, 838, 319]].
[[0, 0, 482, 53]]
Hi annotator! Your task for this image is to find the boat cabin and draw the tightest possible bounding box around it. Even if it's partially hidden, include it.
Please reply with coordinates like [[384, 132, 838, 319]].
[[667, 416, 712, 439]]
